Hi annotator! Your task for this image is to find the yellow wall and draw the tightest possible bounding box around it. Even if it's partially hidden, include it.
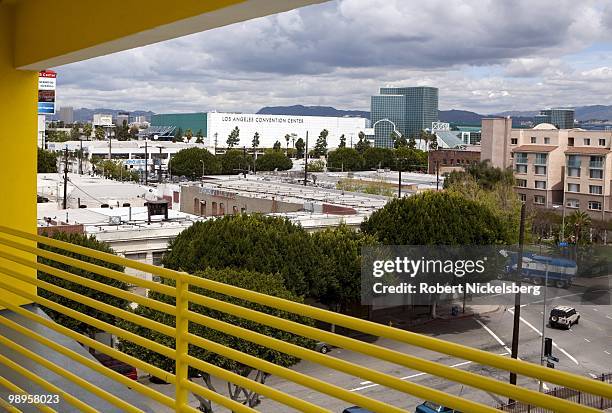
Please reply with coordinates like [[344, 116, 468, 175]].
[[0, 4, 38, 305]]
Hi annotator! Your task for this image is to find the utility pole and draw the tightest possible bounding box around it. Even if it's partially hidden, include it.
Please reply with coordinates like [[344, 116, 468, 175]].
[[79, 138, 83, 175], [214, 133, 218, 155], [158, 146, 163, 182], [62, 146, 68, 210], [304, 131, 309, 186], [108, 132, 112, 160], [243, 146, 248, 173], [397, 158, 403, 198], [144, 138, 148, 185], [539, 242, 550, 392], [436, 160, 440, 190], [509, 202, 527, 398]]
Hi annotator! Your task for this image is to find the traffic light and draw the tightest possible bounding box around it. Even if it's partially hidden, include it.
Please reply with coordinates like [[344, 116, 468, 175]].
[[544, 337, 553, 357]]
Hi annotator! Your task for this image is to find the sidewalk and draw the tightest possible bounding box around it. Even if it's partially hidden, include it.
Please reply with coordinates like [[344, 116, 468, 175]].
[[374, 303, 502, 329]]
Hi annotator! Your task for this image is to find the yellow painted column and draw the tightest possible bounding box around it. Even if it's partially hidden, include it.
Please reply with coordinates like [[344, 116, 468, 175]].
[[0, 4, 37, 305]]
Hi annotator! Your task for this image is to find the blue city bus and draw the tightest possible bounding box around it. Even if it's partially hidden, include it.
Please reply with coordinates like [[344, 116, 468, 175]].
[[503, 252, 577, 289]]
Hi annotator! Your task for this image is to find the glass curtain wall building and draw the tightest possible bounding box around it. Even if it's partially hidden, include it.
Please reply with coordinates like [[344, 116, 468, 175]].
[[370, 86, 438, 148], [533, 108, 575, 129]]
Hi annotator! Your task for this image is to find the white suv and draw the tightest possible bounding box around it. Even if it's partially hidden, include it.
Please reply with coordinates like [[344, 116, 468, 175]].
[[549, 306, 580, 329]]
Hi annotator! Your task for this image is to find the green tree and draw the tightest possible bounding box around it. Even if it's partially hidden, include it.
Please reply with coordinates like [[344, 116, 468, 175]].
[[116, 120, 130, 141], [195, 129, 204, 144], [168, 147, 221, 178], [252, 132, 260, 149], [70, 124, 80, 140], [295, 137, 305, 158], [185, 128, 193, 141], [285, 134, 291, 154], [227, 126, 240, 148], [46, 130, 70, 142], [363, 147, 394, 170], [443, 160, 514, 190], [129, 125, 140, 140], [95, 160, 139, 182], [355, 132, 371, 155], [312, 129, 329, 157], [311, 226, 378, 312], [392, 132, 408, 149], [407, 135, 417, 149], [255, 151, 292, 171], [393, 147, 427, 172], [429, 134, 439, 150], [339, 134, 346, 148], [175, 127, 184, 141], [94, 126, 106, 140], [162, 215, 317, 296], [82, 123, 93, 140], [272, 140, 281, 151], [221, 149, 252, 174], [119, 268, 314, 412], [566, 210, 592, 245], [37, 232, 130, 340], [37, 148, 57, 173], [327, 148, 364, 171], [362, 191, 513, 245]]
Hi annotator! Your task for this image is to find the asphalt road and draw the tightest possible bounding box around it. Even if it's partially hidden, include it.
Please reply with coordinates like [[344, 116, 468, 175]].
[[143, 282, 612, 412]]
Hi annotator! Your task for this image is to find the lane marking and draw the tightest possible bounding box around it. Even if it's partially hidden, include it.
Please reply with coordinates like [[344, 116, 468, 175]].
[[475, 319, 513, 355], [604, 351, 611, 355], [593, 309, 599, 312], [352, 351, 509, 392], [584, 338, 591, 343], [589, 373, 598, 378], [508, 309, 579, 365], [606, 315, 612, 320]]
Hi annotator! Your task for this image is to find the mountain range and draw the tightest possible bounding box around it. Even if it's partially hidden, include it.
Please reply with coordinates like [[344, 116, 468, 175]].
[[55, 104, 612, 124]]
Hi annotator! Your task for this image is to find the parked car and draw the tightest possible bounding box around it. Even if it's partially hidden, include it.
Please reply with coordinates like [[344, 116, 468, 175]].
[[415, 401, 459, 412], [549, 306, 580, 329], [92, 352, 137, 381], [342, 407, 373, 413]]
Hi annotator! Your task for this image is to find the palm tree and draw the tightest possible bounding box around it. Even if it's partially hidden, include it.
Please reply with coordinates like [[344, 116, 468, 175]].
[[566, 210, 591, 244], [285, 134, 290, 156]]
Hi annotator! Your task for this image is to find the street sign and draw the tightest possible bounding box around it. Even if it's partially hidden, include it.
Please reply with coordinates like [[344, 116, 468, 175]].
[[547, 356, 559, 363], [546, 362, 555, 369], [559, 242, 568, 247]]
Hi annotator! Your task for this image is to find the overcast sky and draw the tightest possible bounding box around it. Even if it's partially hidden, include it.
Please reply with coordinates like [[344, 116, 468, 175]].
[[55, 0, 612, 115]]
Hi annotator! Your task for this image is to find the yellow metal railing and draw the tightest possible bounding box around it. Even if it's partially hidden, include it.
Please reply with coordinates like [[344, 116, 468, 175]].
[[0, 225, 610, 412]]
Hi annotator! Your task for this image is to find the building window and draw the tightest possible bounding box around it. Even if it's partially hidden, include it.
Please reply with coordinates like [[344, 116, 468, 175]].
[[567, 167, 580, 177], [567, 183, 580, 192], [152, 251, 164, 266], [518, 193, 527, 202], [568, 137, 574, 147], [515, 153, 528, 164], [600, 138, 606, 146], [531, 137, 537, 144], [219, 202, 225, 215], [589, 185, 603, 195], [590, 169, 603, 179], [534, 165, 546, 175], [584, 138, 591, 146], [590, 156, 604, 168], [534, 195, 545, 205], [515, 164, 527, 174], [544, 137, 550, 144], [211, 201, 218, 216], [535, 180, 546, 189], [125, 252, 147, 262], [534, 153, 547, 165], [566, 199, 580, 208], [516, 179, 527, 188], [589, 201, 602, 211], [511, 138, 518, 145]]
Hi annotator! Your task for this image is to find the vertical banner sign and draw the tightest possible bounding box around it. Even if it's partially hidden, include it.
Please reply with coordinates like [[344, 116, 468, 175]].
[[38, 70, 56, 115]]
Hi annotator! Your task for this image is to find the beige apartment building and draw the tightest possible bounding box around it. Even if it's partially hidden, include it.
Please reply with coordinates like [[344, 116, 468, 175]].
[[481, 118, 612, 220]]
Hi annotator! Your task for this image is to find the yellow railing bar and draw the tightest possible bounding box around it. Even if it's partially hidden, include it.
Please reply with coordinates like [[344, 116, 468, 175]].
[[0, 295, 177, 397], [0, 353, 98, 413], [183, 354, 330, 413], [184, 311, 494, 413], [0, 314, 171, 412], [0, 263, 175, 337], [0, 376, 56, 413], [0, 395, 22, 413], [181, 379, 258, 413], [0, 335, 144, 413], [0, 234, 176, 297], [183, 273, 612, 399], [184, 290, 594, 413], [0, 226, 178, 280], [175, 273, 189, 412], [0, 247, 176, 316], [0, 274, 175, 359], [186, 332, 406, 413]]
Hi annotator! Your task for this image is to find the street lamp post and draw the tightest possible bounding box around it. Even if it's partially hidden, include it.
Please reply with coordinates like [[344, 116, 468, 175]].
[[538, 241, 550, 392], [200, 159, 205, 186]]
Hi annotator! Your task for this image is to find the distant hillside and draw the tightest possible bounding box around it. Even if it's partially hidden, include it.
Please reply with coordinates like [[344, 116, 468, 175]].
[[257, 105, 369, 118], [438, 109, 484, 124]]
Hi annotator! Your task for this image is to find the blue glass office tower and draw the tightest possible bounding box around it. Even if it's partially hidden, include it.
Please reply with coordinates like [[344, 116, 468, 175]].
[[533, 108, 574, 129], [370, 86, 438, 148]]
